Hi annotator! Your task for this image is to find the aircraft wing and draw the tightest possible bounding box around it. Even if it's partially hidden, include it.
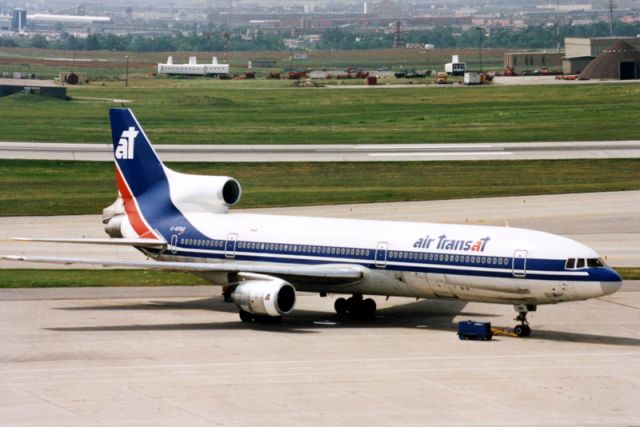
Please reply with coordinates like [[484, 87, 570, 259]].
[[1, 255, 366, 283], [12, 237, 167, 249]]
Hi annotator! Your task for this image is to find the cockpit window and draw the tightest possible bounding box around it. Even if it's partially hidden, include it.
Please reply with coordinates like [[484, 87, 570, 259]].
[[566, 257, 607, 269], [587, 258, 606, 268]]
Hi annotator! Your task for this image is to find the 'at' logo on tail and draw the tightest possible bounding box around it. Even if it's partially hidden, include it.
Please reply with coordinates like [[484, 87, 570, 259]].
[[115, 126, 139, 160]]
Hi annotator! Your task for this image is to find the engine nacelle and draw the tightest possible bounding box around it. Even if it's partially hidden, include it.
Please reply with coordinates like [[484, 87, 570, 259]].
[[232, 280, 296, 317], [165, 169, 241, 214], [104, 215, 124, 238]]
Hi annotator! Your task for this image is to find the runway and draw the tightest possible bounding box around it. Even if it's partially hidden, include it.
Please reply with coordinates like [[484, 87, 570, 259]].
[[0, 140, 639, 162], [1, 284, 639, 426], [1, 191, 638, 268]]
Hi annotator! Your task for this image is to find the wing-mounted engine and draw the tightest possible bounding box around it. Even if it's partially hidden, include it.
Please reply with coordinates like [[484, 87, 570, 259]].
[[232, 277, 296, 317], [164, 169, 241, 214]]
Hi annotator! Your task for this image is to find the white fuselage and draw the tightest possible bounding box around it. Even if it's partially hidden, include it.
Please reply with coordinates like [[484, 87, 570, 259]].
[[145, 212, 620, 305]]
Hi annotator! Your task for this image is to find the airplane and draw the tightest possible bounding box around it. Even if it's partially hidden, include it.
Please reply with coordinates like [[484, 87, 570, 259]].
[[5, 108, 623, 337]]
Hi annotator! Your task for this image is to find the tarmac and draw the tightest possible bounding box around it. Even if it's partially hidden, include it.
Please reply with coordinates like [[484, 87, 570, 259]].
[[1, 283, 639, 426], [0, 140, 639, 162]]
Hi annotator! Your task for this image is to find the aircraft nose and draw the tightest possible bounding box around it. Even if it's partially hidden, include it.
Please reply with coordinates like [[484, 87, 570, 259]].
[[600, 268, 623, 296]]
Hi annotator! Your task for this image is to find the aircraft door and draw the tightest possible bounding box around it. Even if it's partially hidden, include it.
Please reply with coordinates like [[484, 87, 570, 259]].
[[225, 233, 238, 259], [375, 242, 388, 268], [170, 234, 178, 254], [512, 250, 527, 277]]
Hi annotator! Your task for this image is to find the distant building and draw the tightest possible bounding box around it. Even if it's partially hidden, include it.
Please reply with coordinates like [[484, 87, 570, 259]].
[[565, 37, 640, 59], [0, 78, 66, 99], [445, 55, 465, 75], [157, 56, 230, 77], [28, 13, 110, 24], [579, 40, 640, 80], [562, 57, 593, 75], [11, 9, 26, 31], [504, 52, 563, 70], [563, 37, 640, 76]]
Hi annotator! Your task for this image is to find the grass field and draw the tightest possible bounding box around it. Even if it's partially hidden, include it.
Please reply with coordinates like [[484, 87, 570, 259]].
[[0, 267, 637, 288], [1, 158, 638, 216], [0, 269, 206, 288], [1, 82, 639, 144]]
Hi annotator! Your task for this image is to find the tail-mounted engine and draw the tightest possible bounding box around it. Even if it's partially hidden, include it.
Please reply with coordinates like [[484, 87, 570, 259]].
[[164, 170, 241, 214]]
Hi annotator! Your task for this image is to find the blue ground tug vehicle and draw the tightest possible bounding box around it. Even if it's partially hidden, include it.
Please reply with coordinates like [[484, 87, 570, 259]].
[[457, 321, 493, 341]]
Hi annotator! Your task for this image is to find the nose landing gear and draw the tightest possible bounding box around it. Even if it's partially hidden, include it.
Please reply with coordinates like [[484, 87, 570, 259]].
[[513, 304, 536, 337]]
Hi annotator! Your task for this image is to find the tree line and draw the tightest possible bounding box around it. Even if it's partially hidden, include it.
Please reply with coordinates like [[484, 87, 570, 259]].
[[1, 22, 639, 52]]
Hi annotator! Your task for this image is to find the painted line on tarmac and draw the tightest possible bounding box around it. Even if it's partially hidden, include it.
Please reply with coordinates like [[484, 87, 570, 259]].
[[368, 152, 513, 157], [4, 362, 639, 387], [2, 351, 637, 375], [354, 144, 497, 150]]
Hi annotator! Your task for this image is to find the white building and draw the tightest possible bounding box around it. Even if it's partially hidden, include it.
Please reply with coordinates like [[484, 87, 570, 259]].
[[157, 56, 229, 76], [445, 55, 465, 75]]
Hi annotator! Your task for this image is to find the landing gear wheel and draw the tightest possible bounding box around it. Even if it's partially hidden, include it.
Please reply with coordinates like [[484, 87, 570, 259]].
[[334, 298, 348, 316], [256, 315, 283, 324], [513, 304, 535, 337], [362, 298, 377, 318], [337, 294, 377, 318], [239, 309, 255, 323], [222, 286, 233, 303], [239, 310, 283, 324], [346, 295, 362, 316]]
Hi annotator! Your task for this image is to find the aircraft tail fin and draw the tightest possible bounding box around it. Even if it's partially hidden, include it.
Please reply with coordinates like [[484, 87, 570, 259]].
[[110, 108, 168, 196], [109, 108, 174, 239], [108, 109, 241, 241]]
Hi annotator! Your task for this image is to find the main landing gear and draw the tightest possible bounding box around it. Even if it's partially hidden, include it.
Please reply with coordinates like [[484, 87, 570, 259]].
[[239, 309, 283, 324], [513, 304, 536, 337], [334, 294, 377, 318]]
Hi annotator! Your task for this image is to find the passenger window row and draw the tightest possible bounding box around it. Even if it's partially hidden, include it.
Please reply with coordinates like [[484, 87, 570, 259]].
[[180, 238, 224, 248], [389, 251, 509, 266], [179, 238, 371, 257], [177, 238, 509, 267], [237, 241, 371, 257]]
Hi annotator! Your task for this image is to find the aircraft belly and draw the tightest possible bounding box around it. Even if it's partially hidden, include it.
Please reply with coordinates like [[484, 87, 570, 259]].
[[444, 274, 590, 304], [158, 254, 601, 305]]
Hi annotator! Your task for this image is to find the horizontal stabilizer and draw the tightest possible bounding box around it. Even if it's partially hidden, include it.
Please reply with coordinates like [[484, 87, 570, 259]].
[[1, 255, 366, 281], [12, 237, 167, 249]]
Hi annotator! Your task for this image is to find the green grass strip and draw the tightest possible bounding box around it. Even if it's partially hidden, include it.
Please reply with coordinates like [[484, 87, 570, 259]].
[[1, 158, 639, 216], [1, 83, 639, 144], [616, 268, 640, 280], [0, 269, 207, 288]]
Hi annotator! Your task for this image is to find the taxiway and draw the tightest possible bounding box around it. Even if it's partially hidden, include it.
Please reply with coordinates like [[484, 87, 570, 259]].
[[0, 140, 639, 162]]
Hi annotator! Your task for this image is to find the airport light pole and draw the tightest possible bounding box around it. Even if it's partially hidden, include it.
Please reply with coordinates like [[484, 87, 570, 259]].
[[125, 55, 129, 87]]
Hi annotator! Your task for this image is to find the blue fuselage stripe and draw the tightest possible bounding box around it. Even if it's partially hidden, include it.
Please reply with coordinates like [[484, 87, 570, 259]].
[[149, 239, 610, 282]]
